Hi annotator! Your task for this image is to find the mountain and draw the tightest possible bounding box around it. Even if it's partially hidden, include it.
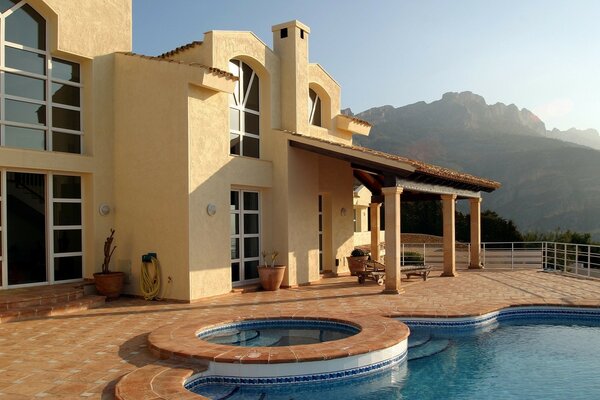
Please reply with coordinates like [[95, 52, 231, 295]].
[[545, 127, 600, 150], [353, 92, 600, 241]]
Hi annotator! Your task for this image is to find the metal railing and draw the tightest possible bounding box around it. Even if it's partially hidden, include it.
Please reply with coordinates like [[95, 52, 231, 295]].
[[397, 242, 600, 277]]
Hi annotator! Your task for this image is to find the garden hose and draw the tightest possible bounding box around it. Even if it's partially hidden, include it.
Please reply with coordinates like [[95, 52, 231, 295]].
[[140, 256, 161, 300]]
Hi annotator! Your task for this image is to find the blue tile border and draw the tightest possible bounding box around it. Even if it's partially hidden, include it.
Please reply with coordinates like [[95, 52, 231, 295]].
[[400, 306, 600, 332], [184, 350, 407, 390]]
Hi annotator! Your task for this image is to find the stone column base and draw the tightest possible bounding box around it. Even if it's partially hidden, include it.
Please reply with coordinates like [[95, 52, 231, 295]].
[[381, 288, 405, 295], [440, 271, 458, 277], [468, 263, 484, 270]]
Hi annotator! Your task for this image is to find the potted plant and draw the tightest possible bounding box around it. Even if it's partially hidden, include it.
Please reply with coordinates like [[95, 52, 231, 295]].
[[347, 248, 369, 276], [93, 229, 125, 299], [257, 250, 286, 291]]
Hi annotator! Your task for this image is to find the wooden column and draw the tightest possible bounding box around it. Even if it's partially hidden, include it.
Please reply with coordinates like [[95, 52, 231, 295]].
[[369, 202, 381, 261], [441, 194, 457, 277], [382, 187, 404, 294], [469, 197, 483, 269]]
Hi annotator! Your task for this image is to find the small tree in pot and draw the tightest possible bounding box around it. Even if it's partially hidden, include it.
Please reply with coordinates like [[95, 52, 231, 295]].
[[257, 250, 286, 291], [93, 229, 125, 299]]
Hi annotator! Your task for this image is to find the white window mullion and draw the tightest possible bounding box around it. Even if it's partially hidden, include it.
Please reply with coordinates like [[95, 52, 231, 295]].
[[46, 55, 52, 151], [47, 173, 54, 283], [1, 170, 5, 288]]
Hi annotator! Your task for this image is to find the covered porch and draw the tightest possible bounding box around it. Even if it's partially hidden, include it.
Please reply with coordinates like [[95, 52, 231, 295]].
[[287, 132, 501, 293]]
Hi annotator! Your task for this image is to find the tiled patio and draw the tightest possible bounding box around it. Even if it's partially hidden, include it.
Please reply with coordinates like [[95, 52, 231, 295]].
[[1, 268, 600, 399]]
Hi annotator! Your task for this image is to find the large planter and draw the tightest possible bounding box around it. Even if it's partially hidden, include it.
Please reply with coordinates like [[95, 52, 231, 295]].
[[347, 256, 368, 276], [94, 271, 125, 299], [257, 265, 286, 291]]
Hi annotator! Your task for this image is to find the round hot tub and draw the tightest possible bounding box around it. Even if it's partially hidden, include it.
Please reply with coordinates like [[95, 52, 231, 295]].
[[148, 313, 409, 393], [198, 319, 360, 347]]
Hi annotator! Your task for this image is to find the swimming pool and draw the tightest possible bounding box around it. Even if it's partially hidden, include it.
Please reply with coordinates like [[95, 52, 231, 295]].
[[189, 307, 600, 399]]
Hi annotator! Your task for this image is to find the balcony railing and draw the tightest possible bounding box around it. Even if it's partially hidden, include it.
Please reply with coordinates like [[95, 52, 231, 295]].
[[398, 242, 600, 278]]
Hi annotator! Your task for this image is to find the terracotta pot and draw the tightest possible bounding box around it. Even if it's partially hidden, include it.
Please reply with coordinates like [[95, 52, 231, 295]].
[[347, 256, 368, 276], [93, 271, 125, 299], [257, 265, 286, 291]]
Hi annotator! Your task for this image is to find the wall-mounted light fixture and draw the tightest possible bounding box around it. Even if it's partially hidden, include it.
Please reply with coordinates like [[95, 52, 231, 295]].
[[340, 207, 347, 217], [207, 203, 217, 216], [99, 203, 111, 216]]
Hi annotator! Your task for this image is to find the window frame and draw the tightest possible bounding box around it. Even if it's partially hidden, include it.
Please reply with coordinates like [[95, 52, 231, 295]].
[[228, 59, 260, 158], [308, 87, 322, 127], [0, 1, 83, 154]]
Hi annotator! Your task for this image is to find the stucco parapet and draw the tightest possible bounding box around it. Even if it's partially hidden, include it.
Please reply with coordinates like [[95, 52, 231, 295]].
[[309, 63, 340, 88], [336, 114, 372, 136], [271, 20, 311, 34], [208, 31, 275, 56]]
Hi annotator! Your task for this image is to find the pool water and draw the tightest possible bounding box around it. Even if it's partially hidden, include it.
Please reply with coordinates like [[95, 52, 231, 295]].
[[200, 320, 359, 347], [193, 320, 600, 399]]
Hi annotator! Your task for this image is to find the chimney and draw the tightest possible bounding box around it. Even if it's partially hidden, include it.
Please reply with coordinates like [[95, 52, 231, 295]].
[[272, 20, 310, 133]]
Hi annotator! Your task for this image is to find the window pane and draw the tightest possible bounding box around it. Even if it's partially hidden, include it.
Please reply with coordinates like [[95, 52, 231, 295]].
[[230, 214, 239, 234], [244, 237, 259, 258], [5, 72, 45, 100], [244, 214, 259, 234], [230, 133, 240, 155], [231, 262, 240, 282], [5, 4, 46, 50], [52, 58, 80, 83], [54, 229, 82, 253], [0, 0, 19, 13], [242, 62, 252, 98], [52, 132, 81, 154], [245, 76, 259, 111], [313, 97, 322, 126], [53, 202, 81, 226], [231, 238, 239, 259], [244, 112, 259, 135], [230, 191, 239, 210], [53, 175, 81, 198], [52, 107, 80, 131], [6, 99, 46, 125], [244, 260, 259, 280], [4, 125, 45, 150], [52, 83, 80, 106], [242, 136, 259, 158], [54, 256, 82, 281], [229, 108, 240, 131], [243, 192, 259, 211], [5, 46, 45, 75]]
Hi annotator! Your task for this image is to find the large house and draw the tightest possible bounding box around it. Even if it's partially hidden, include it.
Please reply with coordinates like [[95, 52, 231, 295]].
[[0, 0, 499, 301]]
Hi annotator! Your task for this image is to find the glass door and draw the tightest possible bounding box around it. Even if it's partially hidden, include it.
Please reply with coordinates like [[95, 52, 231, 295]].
[[7, 172, 46, 285], [230, 190, 260, 284]]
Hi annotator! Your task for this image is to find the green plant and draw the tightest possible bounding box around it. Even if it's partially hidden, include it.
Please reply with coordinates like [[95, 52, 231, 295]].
[[101, 229, 117, 274], [403, 251, 424, 265], [351, 248, 368, 257]]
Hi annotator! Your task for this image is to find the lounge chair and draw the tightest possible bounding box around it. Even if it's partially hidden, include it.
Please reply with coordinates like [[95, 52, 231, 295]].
[[356, 259, 431, 285]]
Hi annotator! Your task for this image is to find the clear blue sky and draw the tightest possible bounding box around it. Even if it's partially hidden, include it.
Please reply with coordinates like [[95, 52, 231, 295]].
[[133, 0, 600, 131]]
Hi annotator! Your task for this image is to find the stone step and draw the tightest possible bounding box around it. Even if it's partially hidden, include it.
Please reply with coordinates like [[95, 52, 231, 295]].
[[0, 283, 85, 310], [408, 338, 451, 361], [0, 295, 106, 323]]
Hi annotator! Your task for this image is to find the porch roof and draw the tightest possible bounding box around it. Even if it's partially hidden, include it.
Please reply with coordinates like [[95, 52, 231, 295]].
[[284, 130, 501, 200]]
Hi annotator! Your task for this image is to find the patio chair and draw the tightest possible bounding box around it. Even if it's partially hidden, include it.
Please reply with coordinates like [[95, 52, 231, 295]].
[[356, 259, 431, 285]]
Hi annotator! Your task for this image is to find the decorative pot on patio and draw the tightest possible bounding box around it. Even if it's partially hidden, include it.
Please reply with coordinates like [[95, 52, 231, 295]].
[[347, 248, 369, 276], [257, 265, 286, 291], [94, 271, 125, 299]]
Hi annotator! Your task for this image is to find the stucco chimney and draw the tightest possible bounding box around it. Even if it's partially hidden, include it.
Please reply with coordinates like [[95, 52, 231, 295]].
[[272, 20, 310, 133]]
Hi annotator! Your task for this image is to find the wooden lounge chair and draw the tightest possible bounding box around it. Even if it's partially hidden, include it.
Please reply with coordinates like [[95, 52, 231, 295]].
[[356, 259, 431, 285]]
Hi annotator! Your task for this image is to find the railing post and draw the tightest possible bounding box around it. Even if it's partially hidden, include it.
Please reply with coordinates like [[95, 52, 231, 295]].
[[483, 242, 486, 266], [554, 242, 557, 271], [564, 244, 567, 273], [575, 246, 579, 276], [511, 242, 515, 270], [588, 245, 592, 277], [542, 242, 546, 270], [423, 243, 426, 265]]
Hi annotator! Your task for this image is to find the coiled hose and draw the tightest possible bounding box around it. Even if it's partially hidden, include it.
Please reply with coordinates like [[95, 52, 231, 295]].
[[140, 256, 161, 300]]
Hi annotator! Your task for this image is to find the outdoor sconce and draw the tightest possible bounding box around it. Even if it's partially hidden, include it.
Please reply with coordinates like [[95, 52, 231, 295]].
[[207, 203, 217, 216], [341, 207, 347, 216], [99, 203, 111, 216]]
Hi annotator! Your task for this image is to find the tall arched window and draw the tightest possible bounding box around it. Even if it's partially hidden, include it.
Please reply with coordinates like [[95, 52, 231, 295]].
[[308, 88, 321, 127], [228, 59, 259, 158], [0, 1, 82, 153]]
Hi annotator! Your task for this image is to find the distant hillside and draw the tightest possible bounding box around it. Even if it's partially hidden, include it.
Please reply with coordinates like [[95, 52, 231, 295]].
[[353, 92, 600, 240]]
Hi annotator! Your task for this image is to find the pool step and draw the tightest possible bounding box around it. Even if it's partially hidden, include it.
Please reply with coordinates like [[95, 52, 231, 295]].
[[408, 331, 431, 348], [408, 338, 451, 361]]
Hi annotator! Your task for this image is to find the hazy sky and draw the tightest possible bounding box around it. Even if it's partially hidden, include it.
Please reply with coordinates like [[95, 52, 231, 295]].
[[133, 0, 600, 131]]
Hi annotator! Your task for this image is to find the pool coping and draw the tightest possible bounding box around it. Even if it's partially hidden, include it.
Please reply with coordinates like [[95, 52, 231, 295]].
[[116, 305, 600, 400]]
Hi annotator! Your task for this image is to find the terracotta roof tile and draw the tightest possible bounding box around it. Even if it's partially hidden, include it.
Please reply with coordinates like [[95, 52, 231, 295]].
[[158, 40, 203, 59], [284, 130, 501, 191], [117, 52, 236, 80], [337, 113, 372, 127]]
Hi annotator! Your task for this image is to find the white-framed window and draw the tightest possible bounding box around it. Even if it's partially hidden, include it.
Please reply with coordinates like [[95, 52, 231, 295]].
[[0, 1, 83, 154], [230, 190, 260, 284], [228, 59, 259, 158], [0, 170, 83, 288], [308, 88, 321, 127], [318, 195, 323, 271]]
